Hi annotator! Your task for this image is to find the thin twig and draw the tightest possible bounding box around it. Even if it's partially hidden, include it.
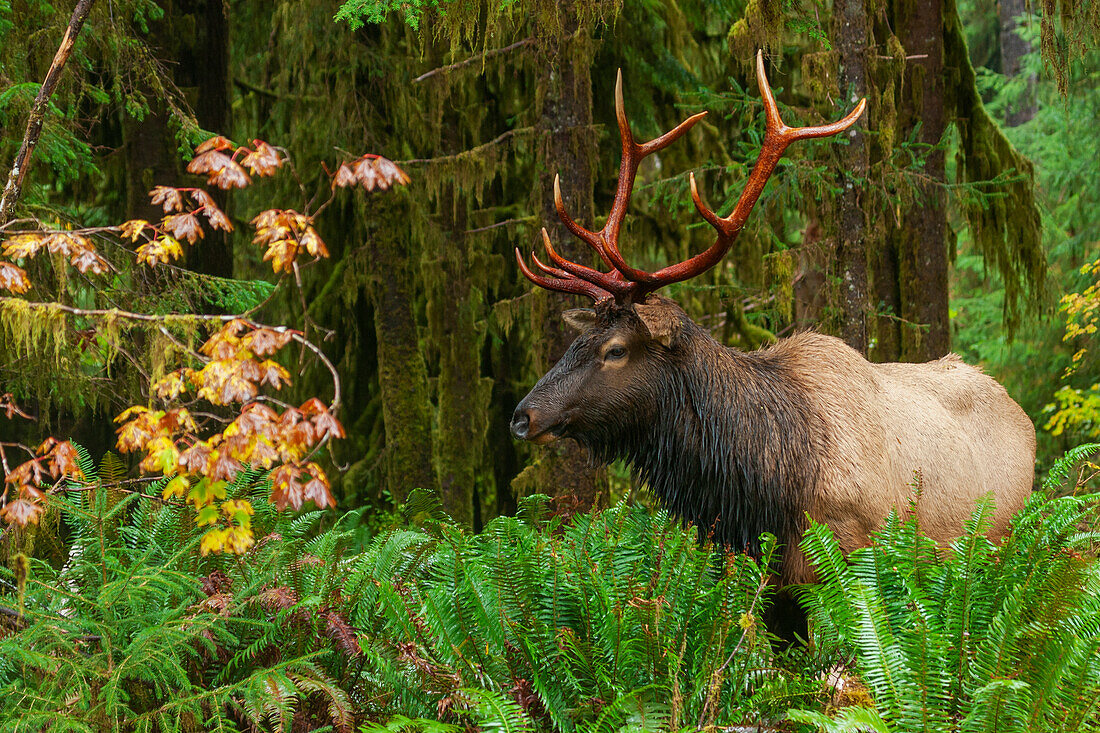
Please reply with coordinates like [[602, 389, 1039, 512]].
[[413, 38, 535, 83], [465, 217, 535, 234], [400, 127, 534, 166], [0, 0, 98, 225]]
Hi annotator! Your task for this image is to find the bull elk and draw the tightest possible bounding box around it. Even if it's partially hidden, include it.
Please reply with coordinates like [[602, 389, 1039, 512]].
[[510, 52, 1036, 592]]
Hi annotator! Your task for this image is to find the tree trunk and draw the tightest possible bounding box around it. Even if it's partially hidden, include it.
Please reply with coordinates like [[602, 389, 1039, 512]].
[[833, 0, 871, 355], [367, 196, 435, 506], [895, 0, 950, 361], [527, 0, 603, 510], [999, 0, 1037, 126], [431, 181, 492, 527]]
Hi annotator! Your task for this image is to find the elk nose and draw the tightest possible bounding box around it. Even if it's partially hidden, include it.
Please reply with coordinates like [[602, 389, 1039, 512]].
[[510, 408, 531, 440]]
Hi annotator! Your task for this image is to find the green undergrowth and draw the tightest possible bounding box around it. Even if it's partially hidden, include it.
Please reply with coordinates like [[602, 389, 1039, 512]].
[[1, 448, 1099, 732]]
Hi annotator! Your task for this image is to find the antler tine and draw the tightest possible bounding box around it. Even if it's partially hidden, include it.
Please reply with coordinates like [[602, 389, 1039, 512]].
[[641, 50, 867, 290], [597, 71, 708, 282], [514, 248, 612, 302], [553, 175, 613, 269], [539, 228, 627, 296]]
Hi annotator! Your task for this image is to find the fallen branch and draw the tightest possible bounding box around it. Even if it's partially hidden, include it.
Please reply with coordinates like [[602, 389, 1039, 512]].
[[0, 0, 97, 226]]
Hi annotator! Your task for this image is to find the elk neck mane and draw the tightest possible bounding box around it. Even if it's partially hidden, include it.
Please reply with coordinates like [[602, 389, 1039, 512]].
[[579, 318, 826, 556]]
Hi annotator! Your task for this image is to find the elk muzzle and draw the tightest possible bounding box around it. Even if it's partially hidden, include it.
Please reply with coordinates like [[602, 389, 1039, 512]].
[[510, 403, 565, 444]]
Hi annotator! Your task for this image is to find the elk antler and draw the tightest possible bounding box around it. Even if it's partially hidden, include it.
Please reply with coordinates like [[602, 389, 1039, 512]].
[[516, 50, 868, 305]]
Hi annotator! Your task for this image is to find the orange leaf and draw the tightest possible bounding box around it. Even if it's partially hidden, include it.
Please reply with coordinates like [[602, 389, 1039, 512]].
[[0, 498, 43, 526], [234, 403, 279, 434], [195, 135, 235, 154], [118, 219, 150, 242], [270, 464, 303, 511], [0, 261, 30, 293], [178, 441, 213, 473], [353, 158, 381, 191], [333, 163, 356, 188], [372, 156, 411, 187], [50, 441, 82, 480], [301, 464, 334, 509], [260, 360, 291, 389], [313, 408, 346, 441], [205, 159, 250, 189], [208, 450, 242, 482], [2, 233, 46, 259], [245, 328, 294, 357], [262, 239, 299, 273], [300, 228, 328, 258], [241, 140, 282, 177]]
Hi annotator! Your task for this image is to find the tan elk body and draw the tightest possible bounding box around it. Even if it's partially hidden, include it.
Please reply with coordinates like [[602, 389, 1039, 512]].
[[510, 51, 1036, 591], [755, 327, 1034, 583]]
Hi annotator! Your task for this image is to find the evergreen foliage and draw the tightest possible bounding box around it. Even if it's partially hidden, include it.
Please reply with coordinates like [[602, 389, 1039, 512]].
[[792, 476, 1100, 732]]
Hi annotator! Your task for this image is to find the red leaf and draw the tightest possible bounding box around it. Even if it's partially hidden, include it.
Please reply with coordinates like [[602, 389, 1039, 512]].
[[270, 464, 303, 511], [149, 186, 186, 213], [209, 450, 242, 482], [162, 213, 204, 244], [178, 441, 214, 473]]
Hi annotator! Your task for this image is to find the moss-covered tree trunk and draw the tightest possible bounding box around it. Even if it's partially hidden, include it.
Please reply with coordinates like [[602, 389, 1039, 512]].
[[526, 0, 603, 510], [429, 178, 492, 527], [895, 0, 950, 361], [367, 196, 435, 506], [833, 0, 871, 355]]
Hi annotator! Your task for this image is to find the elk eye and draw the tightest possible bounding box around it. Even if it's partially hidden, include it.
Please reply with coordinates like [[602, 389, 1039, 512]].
[[605, 345, 627, 360]]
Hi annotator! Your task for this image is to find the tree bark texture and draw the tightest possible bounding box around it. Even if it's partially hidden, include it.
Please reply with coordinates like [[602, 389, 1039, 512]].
[[367, 198, 435, 506], [0, 0, 96, 226], [894, 0, 950, 362], [999, 0, 1037, 126], [430, 180, 492, 527], [528, 0, 603, 510], [834, 0, 871, 355]]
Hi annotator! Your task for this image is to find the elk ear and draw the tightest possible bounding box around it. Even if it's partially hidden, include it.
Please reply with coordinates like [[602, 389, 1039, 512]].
[[634, 303, 681, 348], [562, 308, 597, 333]]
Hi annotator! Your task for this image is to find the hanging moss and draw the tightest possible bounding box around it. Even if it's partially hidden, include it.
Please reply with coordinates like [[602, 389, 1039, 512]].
[[728, 0, 784, 59], [945, 0, 1045, 333]]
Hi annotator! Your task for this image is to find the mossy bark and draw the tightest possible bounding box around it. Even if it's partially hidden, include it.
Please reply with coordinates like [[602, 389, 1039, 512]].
[[367, 196, 435, 506], [524, 0, 604, 511], [833, 0, 871, 355], [894, 0, 950, 362], [428, 180, 492, 527]]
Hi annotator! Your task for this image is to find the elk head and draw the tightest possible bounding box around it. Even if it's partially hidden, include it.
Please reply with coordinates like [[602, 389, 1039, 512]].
[[510, 51, 866, 445]]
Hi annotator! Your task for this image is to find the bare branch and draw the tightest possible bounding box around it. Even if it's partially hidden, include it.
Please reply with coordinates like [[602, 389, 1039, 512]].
[[0, 0, 98, 225], [413, 38, 534, 83]]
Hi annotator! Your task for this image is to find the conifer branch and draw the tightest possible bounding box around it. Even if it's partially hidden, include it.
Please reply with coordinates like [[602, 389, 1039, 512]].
[[0, 0, 97, 226]]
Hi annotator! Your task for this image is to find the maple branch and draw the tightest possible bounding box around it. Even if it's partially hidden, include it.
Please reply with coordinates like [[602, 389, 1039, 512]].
[[285, 328, 342, 414], [0, 0, 97, 226], [0, 299, 342, 411], [413, 38, 535, 83]]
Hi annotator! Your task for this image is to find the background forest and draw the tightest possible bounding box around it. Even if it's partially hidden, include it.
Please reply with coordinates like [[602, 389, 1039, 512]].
[[0, 0, 1099, 731]]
